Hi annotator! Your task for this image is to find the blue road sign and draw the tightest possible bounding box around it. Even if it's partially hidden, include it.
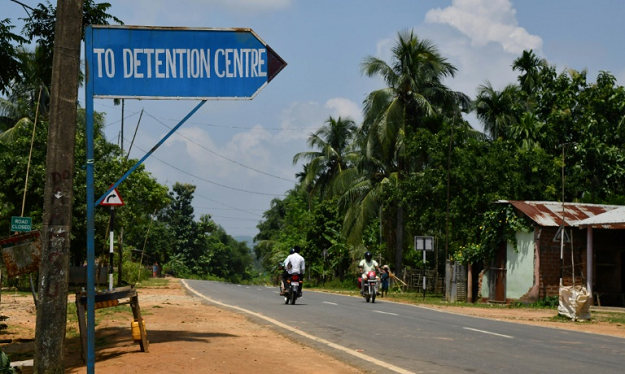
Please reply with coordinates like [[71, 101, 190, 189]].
[[87, 26, 286, 99]]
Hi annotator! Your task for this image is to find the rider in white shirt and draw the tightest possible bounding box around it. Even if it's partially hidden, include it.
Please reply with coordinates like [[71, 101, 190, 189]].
[[282, 246, 305, 296], [358, 251, 380, 295]]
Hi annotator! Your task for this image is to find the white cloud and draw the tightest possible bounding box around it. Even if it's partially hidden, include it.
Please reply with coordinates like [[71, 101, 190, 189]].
[[275, 97, 362, 143], [325, 98, 362, 123], [425, 0, 542, 55], [224, 126, 272, 177], [375, 37, 394, 62], [276, 101, 327, 141], [415, 23, 520, 98]]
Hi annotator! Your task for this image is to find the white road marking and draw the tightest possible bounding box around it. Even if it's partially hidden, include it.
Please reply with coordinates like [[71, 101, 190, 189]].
[[373, 310, 398, 316], [463, 327, 513, 338], [182, 280, 414, 374], [323, 301, 338, 305]]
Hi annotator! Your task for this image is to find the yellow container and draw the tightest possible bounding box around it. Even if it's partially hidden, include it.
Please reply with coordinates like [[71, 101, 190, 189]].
[[131, 320, 146, 342]]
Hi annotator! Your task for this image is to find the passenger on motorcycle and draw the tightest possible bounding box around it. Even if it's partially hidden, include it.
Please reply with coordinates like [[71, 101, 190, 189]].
[[358, 251, 380, 295], [282, 246, 305, 297]]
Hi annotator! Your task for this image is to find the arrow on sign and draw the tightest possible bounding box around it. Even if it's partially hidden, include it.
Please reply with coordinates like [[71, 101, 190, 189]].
[[88, 26, 287, 100], [100, 188, 125, 206]]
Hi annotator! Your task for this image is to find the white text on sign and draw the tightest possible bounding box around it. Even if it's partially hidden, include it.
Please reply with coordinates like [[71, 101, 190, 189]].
[[92, 48, 267, 79]]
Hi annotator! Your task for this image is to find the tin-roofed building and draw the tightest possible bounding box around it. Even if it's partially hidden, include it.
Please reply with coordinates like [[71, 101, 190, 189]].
[[480, 201, 625, 307]]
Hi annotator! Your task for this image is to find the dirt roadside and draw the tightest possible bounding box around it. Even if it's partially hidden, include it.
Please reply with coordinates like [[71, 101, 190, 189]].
[[1, 278, 624, 373]]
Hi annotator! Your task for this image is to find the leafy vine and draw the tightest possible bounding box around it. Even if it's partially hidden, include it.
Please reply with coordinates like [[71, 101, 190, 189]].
[[453, 204, 532, 264]]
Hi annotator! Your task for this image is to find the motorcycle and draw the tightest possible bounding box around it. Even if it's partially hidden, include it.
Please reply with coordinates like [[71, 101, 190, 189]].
[[281, 273, 301, 305], [361, 271, 379, 303]]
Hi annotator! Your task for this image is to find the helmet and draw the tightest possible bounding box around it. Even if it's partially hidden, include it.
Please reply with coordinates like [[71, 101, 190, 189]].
[[289, 248, 295, 254], [294, 245, 301, 253], [364, 251, 372, 261]]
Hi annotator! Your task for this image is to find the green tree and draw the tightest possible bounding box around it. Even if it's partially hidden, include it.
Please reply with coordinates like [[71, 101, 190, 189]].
[[0, 18, 26, 95], [474, 81, 519, 140], [293, 116, 357, 200], [20, 0, 122, 89], [359, 29, 469, 272]]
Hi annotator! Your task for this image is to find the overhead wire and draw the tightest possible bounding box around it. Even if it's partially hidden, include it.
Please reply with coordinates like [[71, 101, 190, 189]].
[[143, 110, 297, 183], [99, 102, 300, 235], [127, 140, 285, 197]]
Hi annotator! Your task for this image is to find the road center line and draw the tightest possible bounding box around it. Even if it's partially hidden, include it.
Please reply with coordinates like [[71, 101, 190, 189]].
[[323, 301, 338, 305], [182, 280, 414, 374], [373, 310, 398, 316], [463, 327, 513, 338]]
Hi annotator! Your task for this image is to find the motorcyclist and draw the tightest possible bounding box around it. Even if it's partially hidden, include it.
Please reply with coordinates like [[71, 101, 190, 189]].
[[358, 251, 380, 295], [280, 248, 295, 295], [282, 246, 305, 297]]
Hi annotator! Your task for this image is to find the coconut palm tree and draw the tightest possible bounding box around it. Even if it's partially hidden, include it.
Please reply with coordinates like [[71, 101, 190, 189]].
[[0, 46, 50, 142], [357, 29, 469, 272], [293, 116, 358, 200], [474, 81, 519, 140]]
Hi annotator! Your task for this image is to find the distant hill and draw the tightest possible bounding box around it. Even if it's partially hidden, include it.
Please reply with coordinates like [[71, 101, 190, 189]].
[[234, 236, 262, 272], [234, 236, 254, 249]]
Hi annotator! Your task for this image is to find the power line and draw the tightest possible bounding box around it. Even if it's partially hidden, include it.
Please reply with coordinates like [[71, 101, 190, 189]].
[[99, 101, 316, 131], [159, 181, 262, 221], [144, 111, 297, 183], [194, 192, 262, 218], [205, 215, 260, 221], [128, 140, 285, 197]]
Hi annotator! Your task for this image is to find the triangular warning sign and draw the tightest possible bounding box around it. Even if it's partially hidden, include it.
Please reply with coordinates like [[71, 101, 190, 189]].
[[552, 225, 570, 243], [101, 188, 125, 206]]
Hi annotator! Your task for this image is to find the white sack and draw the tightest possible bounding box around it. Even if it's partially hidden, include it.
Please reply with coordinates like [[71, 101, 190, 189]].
[[558, 285, 591, 321]]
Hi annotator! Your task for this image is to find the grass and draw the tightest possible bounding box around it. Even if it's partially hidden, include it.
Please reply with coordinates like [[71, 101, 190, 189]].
[[592, 311, 625, 325], [134, 277, 170, 288]]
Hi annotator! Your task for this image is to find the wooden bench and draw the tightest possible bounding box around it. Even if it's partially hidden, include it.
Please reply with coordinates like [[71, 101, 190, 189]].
[[75, 285, 148, 362]]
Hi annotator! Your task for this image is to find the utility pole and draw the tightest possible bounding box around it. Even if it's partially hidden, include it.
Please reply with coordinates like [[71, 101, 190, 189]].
[[34, 1, 84, 373]]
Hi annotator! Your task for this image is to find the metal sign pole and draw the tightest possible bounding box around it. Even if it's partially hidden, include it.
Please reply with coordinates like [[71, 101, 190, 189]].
[[85, 25, 96, 374], [109, 207, 115, 290], [423, 249, 426, 301]]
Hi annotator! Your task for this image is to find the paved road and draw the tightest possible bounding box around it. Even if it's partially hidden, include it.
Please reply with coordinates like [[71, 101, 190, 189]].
[[183, 280, 625, 374]]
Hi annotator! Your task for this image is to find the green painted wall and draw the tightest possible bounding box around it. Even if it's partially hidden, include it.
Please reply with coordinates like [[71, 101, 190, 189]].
[[480, 231, 535, 300], [506, 231, 534, 299]]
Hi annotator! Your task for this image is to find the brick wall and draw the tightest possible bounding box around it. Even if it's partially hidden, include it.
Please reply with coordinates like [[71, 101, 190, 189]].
[[538, 226, 587, 298]]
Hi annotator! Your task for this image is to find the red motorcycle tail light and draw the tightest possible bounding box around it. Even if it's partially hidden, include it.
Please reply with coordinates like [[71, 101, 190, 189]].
[[291, 274, 299, 281]]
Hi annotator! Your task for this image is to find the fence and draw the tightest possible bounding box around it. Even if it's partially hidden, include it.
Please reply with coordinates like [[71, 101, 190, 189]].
[[399, 269, 445, 294]]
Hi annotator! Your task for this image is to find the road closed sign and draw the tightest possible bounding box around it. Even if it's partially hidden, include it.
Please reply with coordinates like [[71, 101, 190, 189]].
[[11, 216, 32, 232]]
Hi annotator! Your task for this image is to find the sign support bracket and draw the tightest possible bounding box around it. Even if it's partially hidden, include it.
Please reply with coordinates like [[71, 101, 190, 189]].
[[95, 100, 206, 205]]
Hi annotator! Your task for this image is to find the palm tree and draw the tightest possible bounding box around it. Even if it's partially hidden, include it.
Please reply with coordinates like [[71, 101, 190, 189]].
[[358, 29, 468, 272], [0, 46, 50, 142], [293, 116, 358, 200], [474, 81, 519, 140], [512, 50, 547, 96]]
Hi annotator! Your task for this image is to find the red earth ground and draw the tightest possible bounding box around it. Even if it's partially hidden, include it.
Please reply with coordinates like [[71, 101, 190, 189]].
[[1, 278, 624, 373]]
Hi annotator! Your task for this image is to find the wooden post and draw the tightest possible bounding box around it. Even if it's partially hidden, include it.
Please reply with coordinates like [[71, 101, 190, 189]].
[[34, 1, 84, 372], [130, 294, 149, 352], [76, 295, 88, 362], [467, 263, 473, 303]]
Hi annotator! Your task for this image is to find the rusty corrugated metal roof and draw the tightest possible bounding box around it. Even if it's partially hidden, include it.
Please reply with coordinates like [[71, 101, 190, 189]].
[[576, 206, 625, 228], [498, 200, 624, 228]]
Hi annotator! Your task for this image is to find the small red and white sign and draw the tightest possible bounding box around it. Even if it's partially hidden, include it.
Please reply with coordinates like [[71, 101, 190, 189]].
[[100, 187, 125, 206]]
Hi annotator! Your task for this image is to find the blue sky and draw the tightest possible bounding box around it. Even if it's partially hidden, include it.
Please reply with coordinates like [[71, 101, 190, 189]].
[[5, 0, 625, 238]]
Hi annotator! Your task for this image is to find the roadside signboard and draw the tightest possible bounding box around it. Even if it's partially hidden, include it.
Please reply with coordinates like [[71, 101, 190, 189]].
[[11, 216, 32, 232], [84, 25, 286, 374], [88, 26, 287, 99], [0, 230, 41, 277], [100, 187, 125, 206], [414, 236, 434, 251]]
